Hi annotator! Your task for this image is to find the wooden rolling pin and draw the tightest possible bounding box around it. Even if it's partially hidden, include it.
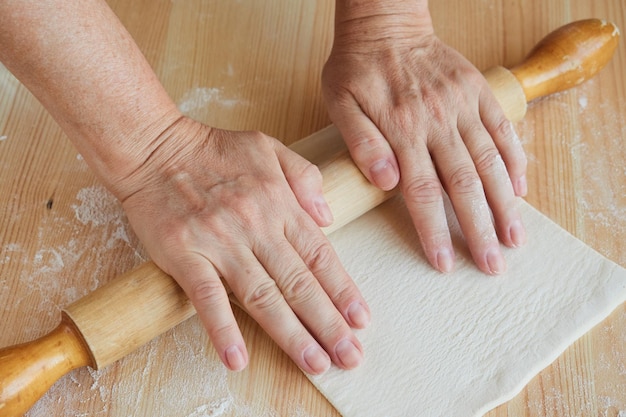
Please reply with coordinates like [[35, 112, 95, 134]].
[[0, 19, 620, 416]]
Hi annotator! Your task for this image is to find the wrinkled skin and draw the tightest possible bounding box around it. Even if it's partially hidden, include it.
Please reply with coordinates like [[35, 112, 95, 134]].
[[323, 12, 528, 274], [117, 118, 370, 374]]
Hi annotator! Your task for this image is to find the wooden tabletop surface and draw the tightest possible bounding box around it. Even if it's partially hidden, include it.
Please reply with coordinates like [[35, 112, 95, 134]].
[[1, 0, 624, 416]]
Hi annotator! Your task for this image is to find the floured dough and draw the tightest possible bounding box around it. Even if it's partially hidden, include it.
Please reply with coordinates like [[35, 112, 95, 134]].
[[309, 196, 626, 417]]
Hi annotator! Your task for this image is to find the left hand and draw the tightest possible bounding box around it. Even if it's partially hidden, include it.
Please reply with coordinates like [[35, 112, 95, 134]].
[[322, 11, 527, 274], [117, 118, 369, 374]]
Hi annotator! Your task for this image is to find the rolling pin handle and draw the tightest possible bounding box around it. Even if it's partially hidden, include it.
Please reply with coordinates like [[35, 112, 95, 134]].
[[0, 316, 94, 416], [509, 19, 620, 102]]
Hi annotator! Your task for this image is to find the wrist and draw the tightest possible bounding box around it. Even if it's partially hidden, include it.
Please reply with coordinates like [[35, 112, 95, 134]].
[[0, 0, 190, 203], [108, 116, 211, 204], [333, 0, 434, 48], [70, 102, 185, 201]]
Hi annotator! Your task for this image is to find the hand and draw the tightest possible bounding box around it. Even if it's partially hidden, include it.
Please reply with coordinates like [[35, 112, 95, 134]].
[[322, 12, 527, 274], [0, 0, 370, 375], [116, 117, 370, 374]]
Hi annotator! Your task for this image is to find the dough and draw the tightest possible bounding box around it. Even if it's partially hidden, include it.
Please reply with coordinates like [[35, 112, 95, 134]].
[[309, 196, 626, 417]]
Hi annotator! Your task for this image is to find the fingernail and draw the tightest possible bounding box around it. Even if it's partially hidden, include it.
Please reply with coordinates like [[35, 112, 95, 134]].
[[303, 345, 331, 375], [436, 248, 455, 273], [369, 159, 399, 191], [486, 247, 506, 275], [509, 220, 527, 247], [514, 175, 528, 197], [225, 345, 247, 372], [315, 197, 334, 226], [335, 339, 363, 369], [347, 301, 370, 329]]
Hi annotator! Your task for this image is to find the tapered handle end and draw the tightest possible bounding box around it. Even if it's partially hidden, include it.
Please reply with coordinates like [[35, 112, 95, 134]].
[[510, 19, 620, 102], [0, 317, 93, 416]]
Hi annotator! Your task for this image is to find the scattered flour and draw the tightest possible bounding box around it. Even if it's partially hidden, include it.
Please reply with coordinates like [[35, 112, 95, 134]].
[[71, 185, 135, 251], [186, 398, 233, 417], [33, 248, 65, 274], [573, 84, 626, 241], [287, 404, 314, 417], [26, 316, 293, 417], [1, 184, 143, 340], [526, 368, 626, 417], [177, 87, 243, 117], [0, 242, 22, 265], [517, 78, 626, 247], [515, 78, 626, 417], [225, 63, 235, 78], [72, 185, 123, 227], [0, 135, 7, 141], [3, 179, 309, 416]]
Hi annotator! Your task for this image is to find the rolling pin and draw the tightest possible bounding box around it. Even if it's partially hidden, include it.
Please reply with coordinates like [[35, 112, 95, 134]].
[[0, 19, 620, 416]]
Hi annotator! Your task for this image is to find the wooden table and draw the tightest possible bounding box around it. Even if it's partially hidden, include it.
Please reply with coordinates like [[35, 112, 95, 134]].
[[1, 0, 624, 415]]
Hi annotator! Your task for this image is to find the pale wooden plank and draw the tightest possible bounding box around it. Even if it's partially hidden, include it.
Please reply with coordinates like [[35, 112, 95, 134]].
[[0, 0, 623, 415]]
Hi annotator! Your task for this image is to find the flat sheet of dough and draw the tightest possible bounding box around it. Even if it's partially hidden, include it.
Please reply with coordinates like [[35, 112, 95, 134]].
[[309, 196, 626, 417]]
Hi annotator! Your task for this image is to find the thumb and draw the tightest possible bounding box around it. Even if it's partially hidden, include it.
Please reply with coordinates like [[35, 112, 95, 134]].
[[330, 101, 399, 191], [274, 140, 334, 227]]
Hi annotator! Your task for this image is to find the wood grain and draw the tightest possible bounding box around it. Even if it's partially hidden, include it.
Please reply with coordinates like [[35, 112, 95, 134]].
[[0, 317, 92, 416], [0, 0, 624, 416]]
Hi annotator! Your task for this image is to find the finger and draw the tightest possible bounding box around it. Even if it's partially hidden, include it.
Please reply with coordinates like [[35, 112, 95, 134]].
[[392, 134, 456, 273], [225, 248, 333, 375], [171, 256, 249, 371], [274, 141, 334, 227], [458, 118, 526, 248], [329, 96, 400, 191], [430, 134, 505, 275], [480, 90, 528, 197], [285, 215, 371, 330], [255, 231, 365, 371]]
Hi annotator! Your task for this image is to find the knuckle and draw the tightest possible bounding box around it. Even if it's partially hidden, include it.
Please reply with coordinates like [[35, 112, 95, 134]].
[[473, 147, 503, 175], [327, 85, 357, 107], [286, 331, 315, 356], [492, 120, 528, 170], [219, 181, 279, 229], [316, 319, 347, 341], [248, 129, 273, 146], [402, 176, 444, 205], [447, 166, 481, 193], [493, 118, 514, 141], [189, 279, 226, 307], [465, 69, 489, 89], [231, 129, 276, 157], [303, 241, 336, 275], [242, 280, 283, 312], [208, 320, 239, 343], [351, 136, 386, 155], [298, 162, 324, 186], [461, 122, 488, 143], [157, 223, 190, 252], [281, 267, 318, 304]]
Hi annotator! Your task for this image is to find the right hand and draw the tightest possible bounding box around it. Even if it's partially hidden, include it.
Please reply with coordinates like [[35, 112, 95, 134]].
[[322, 9, 527, 275], [115, 116, 370, 374]]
